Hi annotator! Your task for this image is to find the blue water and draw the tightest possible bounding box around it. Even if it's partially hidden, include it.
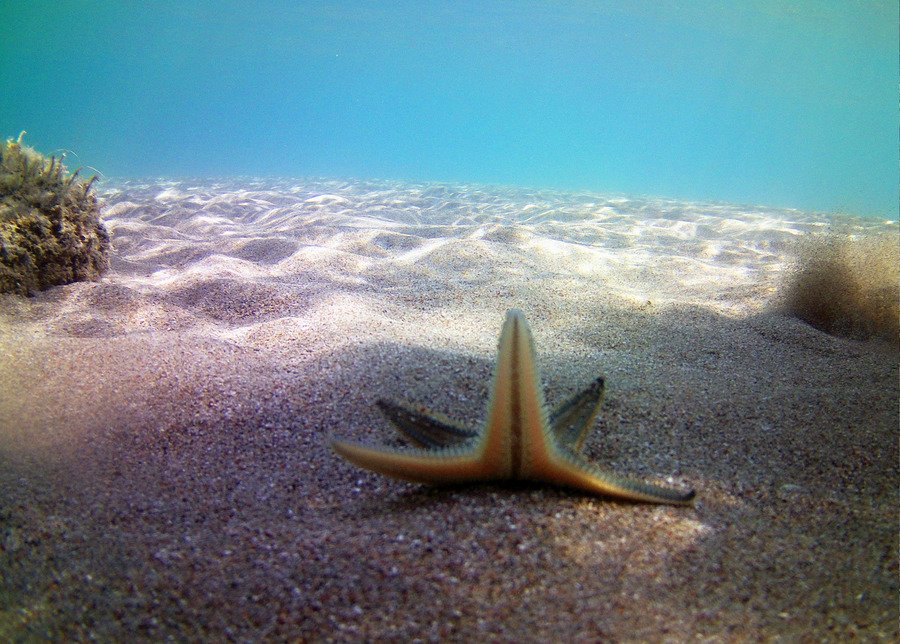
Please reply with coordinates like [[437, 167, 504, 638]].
[[2, 1, 897, 218]]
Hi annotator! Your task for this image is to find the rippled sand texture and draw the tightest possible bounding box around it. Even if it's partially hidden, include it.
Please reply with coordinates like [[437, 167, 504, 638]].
[[1, 179, 896, 640]]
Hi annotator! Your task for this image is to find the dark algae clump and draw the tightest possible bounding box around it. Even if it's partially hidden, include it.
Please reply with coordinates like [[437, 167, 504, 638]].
[[0, 132, 110, 295], [780, 232, 899, 342]]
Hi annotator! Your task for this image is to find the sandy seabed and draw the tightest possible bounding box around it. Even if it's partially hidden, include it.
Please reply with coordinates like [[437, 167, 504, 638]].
[[0, 178, 897, 641]]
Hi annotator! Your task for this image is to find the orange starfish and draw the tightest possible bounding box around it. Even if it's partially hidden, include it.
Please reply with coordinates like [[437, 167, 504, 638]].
[[332, 309, 694, 505]]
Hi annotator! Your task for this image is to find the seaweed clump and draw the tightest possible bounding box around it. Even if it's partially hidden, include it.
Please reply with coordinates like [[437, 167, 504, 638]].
[[0, 132, 110, 295], [779, 232, 899, 343]]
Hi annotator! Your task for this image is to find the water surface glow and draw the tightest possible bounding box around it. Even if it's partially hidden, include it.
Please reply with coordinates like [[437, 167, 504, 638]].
[[2, 1, 897, 217]]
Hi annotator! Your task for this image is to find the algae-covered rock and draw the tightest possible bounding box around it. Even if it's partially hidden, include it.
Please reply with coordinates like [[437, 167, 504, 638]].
[[0, 132, 110, 295]]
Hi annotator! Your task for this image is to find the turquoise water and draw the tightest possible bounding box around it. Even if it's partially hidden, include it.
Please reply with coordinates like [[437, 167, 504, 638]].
[[2, 1, 897, 218]]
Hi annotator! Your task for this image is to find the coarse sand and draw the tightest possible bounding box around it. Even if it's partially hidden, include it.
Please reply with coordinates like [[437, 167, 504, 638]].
[[1, 179, 896, 640]]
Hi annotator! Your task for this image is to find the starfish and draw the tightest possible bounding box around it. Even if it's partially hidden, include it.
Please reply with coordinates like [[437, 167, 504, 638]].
[[332, 309, 695, 505]]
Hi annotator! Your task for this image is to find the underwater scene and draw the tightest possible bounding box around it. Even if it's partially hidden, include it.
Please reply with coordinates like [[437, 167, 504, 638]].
[[1, 2, 898, 640]]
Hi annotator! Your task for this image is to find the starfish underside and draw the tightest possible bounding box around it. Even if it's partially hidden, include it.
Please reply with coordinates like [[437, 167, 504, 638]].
[[332, 309, 695, 505]]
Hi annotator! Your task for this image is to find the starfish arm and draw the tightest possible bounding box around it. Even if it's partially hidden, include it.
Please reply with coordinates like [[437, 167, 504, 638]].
[[548, 376, 605, 453], [536, 450, 695, 505], [480, 309, 551, 478], [376, 399, 478, 449], [331, 440, 499, 484], [378, 378, 606, 453]]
